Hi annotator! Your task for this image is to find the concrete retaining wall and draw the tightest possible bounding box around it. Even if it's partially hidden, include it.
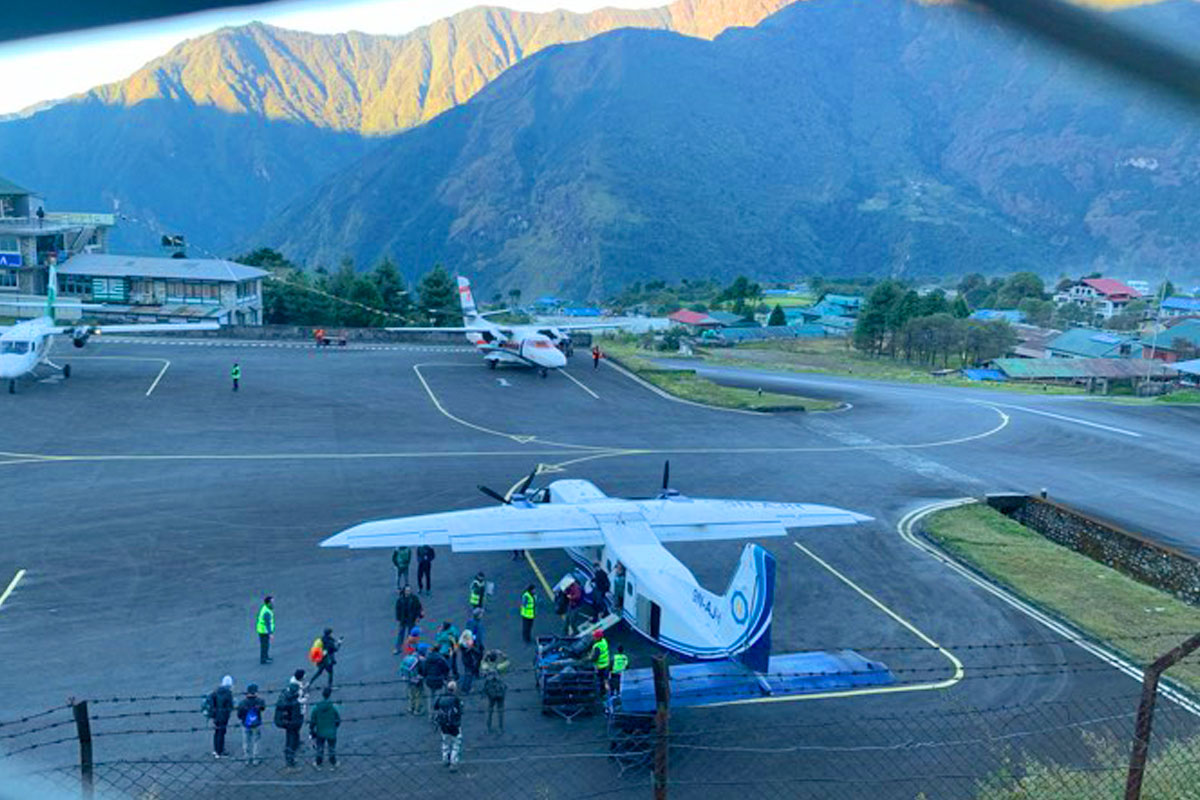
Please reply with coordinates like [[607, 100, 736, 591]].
[[987, 494, 1200, 604], [136, 324, 465, 345]]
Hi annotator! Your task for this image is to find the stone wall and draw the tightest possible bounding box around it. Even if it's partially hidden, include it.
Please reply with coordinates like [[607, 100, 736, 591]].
[[987, 494, 1200, 604]]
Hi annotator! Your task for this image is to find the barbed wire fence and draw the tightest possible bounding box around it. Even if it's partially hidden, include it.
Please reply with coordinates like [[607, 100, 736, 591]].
[[4, 633, 1200, 799]]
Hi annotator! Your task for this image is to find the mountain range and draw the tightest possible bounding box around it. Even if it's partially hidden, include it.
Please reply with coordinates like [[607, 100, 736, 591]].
[[257, 0, 1200, 297], [3, 0, 1200, 298]]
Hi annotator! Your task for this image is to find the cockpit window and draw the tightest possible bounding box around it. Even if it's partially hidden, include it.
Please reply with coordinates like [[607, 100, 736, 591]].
[[0, 341, 30, 355]]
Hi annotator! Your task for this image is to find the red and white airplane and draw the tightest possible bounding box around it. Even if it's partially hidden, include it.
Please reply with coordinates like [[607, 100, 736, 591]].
[[388, 276, 618, 377]]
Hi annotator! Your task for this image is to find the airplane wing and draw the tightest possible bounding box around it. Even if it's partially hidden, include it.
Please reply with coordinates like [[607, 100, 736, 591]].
[[384, 326, 489, 333], [79, 322, 221, 334], [321, 503, 604, 552], [636, 498, 872, 543], [552, 323, 627, 331]]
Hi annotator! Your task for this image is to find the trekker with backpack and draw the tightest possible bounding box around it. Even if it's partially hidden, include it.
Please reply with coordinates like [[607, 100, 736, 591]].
[[481, 649, 510, 733], [401, 644, 427, 715], [433, 681, 465, 772], [308, 628, 342, 689], [421, 647, 451, 720], [309, 687, 341, 770], [236, 683, 266, 764], [275, 670, 306, 767], [202, 675, 235, 758]]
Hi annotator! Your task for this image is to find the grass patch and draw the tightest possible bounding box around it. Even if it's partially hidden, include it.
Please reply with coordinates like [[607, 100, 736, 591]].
[[603, 341, 839, 411], [1157, 389, 1200, 404], [924, 503, 1200, 692], [697, 338, 1087, 395]]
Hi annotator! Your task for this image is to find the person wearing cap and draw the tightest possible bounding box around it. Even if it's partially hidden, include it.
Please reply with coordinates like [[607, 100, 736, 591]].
[[589, 629, 611, 693], [207, 675, 235, 758], [394, 585, 422, 655], [236, 683, 266, 765], [256, 596, 275, 664], [402, 644, 429, 715]]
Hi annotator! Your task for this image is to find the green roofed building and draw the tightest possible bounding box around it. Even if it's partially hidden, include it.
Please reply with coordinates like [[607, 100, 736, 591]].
[[1045, 328, 1141, 359]]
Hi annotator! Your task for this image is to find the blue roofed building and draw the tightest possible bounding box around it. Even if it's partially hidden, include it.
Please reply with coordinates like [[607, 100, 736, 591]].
[[1045, 328, 1141, 359], [970, 309, 1025, 324], [1160, 296, 1200, 318]]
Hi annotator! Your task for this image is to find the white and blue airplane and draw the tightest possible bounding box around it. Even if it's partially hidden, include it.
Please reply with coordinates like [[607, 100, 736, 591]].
[[321, 464, 871, 672], [387, 276, 620, 377], [0, 264, 219, 393]]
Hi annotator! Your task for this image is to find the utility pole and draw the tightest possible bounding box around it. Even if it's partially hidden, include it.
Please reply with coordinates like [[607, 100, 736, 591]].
[[652, 655, 671, 800]]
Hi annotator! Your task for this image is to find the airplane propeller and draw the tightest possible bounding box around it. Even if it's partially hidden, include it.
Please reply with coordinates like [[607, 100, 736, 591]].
[[478, 465, 542, 507], [477, 485, 511, 505]]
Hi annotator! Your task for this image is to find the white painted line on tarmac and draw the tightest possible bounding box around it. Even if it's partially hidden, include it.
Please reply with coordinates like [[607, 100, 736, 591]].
[[145, 360, 171, 397], [0, 569, 26, 611], [559, 368, 599, 399], [898, 499, 1200, 717], [983, 402, 1141, 438]]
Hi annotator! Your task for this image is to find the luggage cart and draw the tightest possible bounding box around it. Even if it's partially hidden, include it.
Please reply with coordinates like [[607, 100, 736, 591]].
[[534, 635, 601, 722]]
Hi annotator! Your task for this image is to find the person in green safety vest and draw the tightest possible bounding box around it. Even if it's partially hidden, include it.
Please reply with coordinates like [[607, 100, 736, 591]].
[[468, 572, 486, 611], [611, 645, 628, 696], [590, 629, 611, 692], [256, 595, 274, 664], [519, 585, 537, 644], [231, 362, 241, 392]]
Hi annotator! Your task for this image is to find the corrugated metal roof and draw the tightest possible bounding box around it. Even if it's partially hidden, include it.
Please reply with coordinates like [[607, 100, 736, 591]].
[[993, 358, 1176, 380], [1082, 278, 1141, 298], [668, 309, 717, 326], [971, 309, 1025, 323], [60, 253, 267, 282], [0, 176, 32, 195], [1174, 358, 1200, 376], [1162, 297, 1200, 312], [1142, 319, 1200, 350], [1046, 328, 1139, 358]]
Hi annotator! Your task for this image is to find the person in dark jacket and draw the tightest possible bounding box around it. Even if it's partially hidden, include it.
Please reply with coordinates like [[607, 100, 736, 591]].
[[391, 546, 412, 589], [308, 687, 341, 769], [394, 586, 423, 654], [417, 545, 436, 595], [207, 675, 235, 758], [421, 649, 451, 720], [308, 628, 341, 689], [458, 631, 483, 694], [433, 681, 465, 772], [465, 607, 485, 650], [592, 562, 611, 615], [275, 670, 306, 767], [235, 683, 266, 765]]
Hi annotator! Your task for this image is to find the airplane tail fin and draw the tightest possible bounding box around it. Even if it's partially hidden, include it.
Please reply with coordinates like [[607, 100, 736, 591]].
[[46, 262, 58, 319], [457, 276, 479, 324], [725, 544, 775, 673]]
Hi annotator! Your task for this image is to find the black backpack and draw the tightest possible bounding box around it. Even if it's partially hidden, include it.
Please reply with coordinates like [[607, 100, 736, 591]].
[[273, 689, 293, 729], [434, 697, 462, 729], [484, 673, 506, 701]]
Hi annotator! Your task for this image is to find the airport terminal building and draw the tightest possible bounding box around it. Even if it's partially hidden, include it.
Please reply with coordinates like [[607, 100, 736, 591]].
[[1, 176, 266, 325]]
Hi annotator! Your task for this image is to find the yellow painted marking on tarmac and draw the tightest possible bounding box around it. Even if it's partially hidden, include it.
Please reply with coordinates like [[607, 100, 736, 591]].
[[0, 569, 26, 610], [524, 551, 556, 601], [559, 369, 599, 399]]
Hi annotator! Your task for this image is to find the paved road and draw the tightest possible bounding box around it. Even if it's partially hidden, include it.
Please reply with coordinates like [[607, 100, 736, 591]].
[[0, 342, 1188, 798]]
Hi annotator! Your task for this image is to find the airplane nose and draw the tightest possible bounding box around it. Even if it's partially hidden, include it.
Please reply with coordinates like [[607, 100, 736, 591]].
[[550, 348, 567, 368]]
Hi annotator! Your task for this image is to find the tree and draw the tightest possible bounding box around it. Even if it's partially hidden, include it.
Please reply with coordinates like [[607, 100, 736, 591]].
[[343, 277, 386, 328], [957, 273, 990, 309], [1157, 280, 1176, 301], [854, 281, 903, 355], [1017, 297, 1054, 327], [508, 288, 523, 306], [417, 265, 459, 326], [767, 304, 786, 327], [1053, 302, 1088, 327], [370, 257, 410, 320], [951, 295, 970, 319], [996, 272, 1045, 309], [920, 290, 950, 316]]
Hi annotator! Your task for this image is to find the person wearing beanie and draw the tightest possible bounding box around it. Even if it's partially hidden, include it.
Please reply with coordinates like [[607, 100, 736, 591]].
[[205, 675, 235, 759], [236, 682, 266, 765], [275, 670, 307, 767]]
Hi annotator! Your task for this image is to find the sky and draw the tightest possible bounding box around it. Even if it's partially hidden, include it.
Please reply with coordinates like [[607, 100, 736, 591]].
[[0, 0, 631, 115]]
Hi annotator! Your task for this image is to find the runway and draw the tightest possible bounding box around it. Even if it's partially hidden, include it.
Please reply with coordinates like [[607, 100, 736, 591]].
[[1, 340, 1192, 798]]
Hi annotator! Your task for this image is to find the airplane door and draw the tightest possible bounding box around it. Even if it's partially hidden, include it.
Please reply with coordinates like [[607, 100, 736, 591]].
[[637, 594, 662, 640], [649, 602, 662, 640]]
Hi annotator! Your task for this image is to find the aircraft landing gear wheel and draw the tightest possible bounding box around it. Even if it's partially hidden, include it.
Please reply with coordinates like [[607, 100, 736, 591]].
[[540, 368, 548, 379], [488, 359, 497, 370], [63, 364, 71, 379]]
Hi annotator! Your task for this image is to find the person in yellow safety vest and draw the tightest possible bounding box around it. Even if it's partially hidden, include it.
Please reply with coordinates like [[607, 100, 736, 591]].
[[611, 646, 628, 696], [256, 596, 274, 665], [468, 572, 486, 611], [231, 362, 241, 392], [520, 585, 537, 644], [590, 629, 611, 692]]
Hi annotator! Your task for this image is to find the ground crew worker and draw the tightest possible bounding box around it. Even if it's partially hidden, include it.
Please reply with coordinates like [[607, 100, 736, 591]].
[[314, 328, 326, 347], [611, 646, 628, 696], [591, 345, 602, 370], [231, 362, 241, 391], [468, 571, 486, 611], [256, 596, 274, 664], [520, 584, 537, 644], [590, 629, 611, 692]]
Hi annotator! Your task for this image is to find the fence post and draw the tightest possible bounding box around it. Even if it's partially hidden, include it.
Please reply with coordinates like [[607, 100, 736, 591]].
[[1124, 631, 1200, 800], [652, 655, 670, 800], [70, 698, 94, 799]]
